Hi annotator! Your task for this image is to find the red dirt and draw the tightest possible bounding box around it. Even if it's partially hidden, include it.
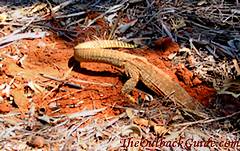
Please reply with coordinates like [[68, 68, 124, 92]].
[[0, 32, 216, 117]]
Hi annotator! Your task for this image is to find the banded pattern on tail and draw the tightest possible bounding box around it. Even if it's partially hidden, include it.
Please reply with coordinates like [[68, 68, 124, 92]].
[[75, 40, 137, 49]]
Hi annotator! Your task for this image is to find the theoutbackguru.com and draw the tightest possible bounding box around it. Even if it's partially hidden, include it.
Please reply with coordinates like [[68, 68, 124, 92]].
[[120, 136, 240, 150]]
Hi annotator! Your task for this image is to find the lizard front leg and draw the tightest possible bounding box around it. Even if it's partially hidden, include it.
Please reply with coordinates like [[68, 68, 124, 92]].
[[68, 56, 82, 71], [121, 62, 140, 94]]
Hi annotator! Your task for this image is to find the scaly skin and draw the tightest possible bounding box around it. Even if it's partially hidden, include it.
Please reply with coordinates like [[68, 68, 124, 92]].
[[74, 40, 203, 110], [124, 58, 202, 109], [74, 48, 147, 67]]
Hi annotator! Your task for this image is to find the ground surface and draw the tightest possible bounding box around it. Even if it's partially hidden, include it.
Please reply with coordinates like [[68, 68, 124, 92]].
[[0, 1, 239, 150], [0, 33, 216, 115]]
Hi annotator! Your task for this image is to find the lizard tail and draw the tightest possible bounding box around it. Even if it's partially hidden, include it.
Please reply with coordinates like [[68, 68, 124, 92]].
[[75, 40, 137, 49]]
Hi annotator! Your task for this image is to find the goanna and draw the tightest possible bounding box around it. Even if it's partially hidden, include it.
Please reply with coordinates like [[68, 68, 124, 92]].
[[74, 40, 203, 111]]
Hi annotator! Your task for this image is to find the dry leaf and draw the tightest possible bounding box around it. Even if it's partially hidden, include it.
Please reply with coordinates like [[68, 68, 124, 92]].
[[153, 125, 168, 135], [133, 117, 149, 126], [121, 124, 142, 137], [126, 108, 135, 119], [27, 81, 45, 94], [12, 89, 28, 112], [218, 79, 240, 98], [0, 13, 7, 22], [117, 19, 137, 33], [168, 53, 177, 60]]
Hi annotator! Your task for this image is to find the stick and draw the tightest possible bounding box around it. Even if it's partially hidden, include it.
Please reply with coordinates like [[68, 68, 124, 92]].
[[173, 110, 240, 127], [39, 73, 83, 89], [233, 59, 240, 76], [52, 0, 81, 13]]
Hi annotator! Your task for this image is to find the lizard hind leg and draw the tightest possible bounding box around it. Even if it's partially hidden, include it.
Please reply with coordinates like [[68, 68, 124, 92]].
[[121, 62, 140, 94]]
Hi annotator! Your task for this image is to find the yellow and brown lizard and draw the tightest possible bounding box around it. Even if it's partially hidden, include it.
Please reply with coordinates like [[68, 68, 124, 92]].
[[73, 40, 203, 111]]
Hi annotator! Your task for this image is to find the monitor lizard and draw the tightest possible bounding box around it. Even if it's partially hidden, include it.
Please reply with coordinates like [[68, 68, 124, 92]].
[[74, 40, 203, 111]]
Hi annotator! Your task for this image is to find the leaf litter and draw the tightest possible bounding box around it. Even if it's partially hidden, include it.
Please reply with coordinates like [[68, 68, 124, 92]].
[[0, 0, 240, 150]]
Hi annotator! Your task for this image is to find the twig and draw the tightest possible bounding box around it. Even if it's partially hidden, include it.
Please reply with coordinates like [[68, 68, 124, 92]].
[[0, 112, 20, 118], [8, 17, 36, 37], [47, 90, 82, 104], [186, 20, 224, 34], [108, 11, 122, 40], [66, 18, 85, 28], [161, 19, 174, 41], [52, 0, 81, 13], [55, 11, 86, 19], [71, 78, 114, 87], [39, 73, 83, 89], [189, 38, 202, 57], [211, 41, 235, 58], [66, 107, 107, 119], [173, 110, 240, 127], [205, 45, 219, 59], [45, 0, 53, 11], [85, 4, 124, 28], [0, 32, 48, 48], [102, 103, 145, 113], [233, 59, 240, 76], [141, 8, 175, 29]]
